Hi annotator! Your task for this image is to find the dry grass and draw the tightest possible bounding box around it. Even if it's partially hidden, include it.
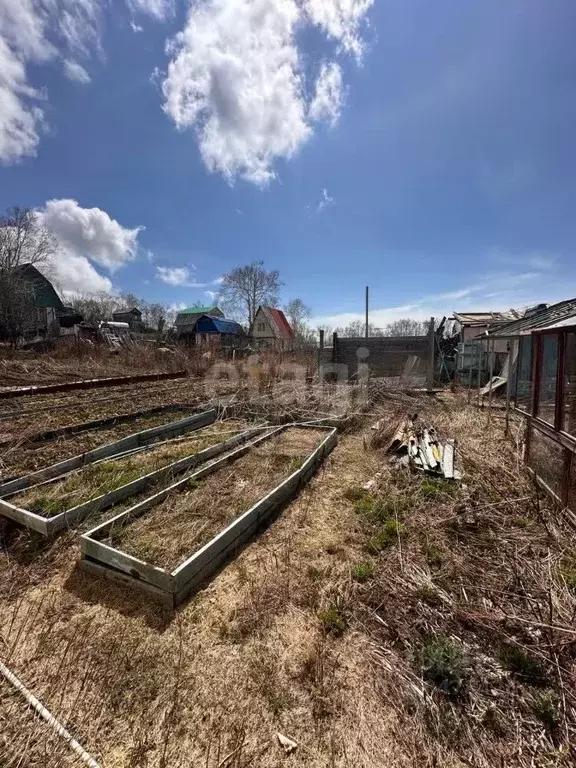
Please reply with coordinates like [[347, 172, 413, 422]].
[[1, 386, 574, 767], [105, 427, 327, 570]]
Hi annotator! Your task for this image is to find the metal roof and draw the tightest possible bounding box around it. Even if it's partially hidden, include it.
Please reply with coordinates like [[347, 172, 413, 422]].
[[258, 307, 294, 339], [488, 297, 576, 337], [195, 315, 243, 335], [179, 305, 220, 315], [453, 310, 520, 324]]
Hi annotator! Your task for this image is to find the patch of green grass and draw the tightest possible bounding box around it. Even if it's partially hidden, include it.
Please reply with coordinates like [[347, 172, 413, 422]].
[[425, 545, 444, 569], [532, 690, 560, 731], [511, 516, 531, 528], [318, 604, 346, 636], [499, 644, 550, 687], [351, 561, 375, 582], [558, 559, 576, 591], [420, 478, 457, 499], [343, 486, 368, 503], [418, 634, 467, 697], [415, 586, 442, 607], [366, 520, 402, 552]]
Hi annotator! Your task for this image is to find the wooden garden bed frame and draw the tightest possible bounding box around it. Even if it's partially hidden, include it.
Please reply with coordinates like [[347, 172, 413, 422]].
[[0, 410, 218, 534], [80, 425, 337, 607]]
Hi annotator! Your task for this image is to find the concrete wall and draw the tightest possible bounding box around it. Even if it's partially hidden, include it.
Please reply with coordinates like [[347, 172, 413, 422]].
[[333, 335, 429, 379]]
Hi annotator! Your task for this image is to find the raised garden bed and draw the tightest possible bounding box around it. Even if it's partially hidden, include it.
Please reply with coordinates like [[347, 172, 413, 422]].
[[80, 425, 337, 607], [0, 410, 219, 534]]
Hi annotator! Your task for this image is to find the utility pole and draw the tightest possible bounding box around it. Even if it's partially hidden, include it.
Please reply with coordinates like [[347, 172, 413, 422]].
[[365, 286, 369, 339]]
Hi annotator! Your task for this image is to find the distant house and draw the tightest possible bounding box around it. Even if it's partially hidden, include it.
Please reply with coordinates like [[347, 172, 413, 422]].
[[0, 264, 81, 340], [452, 310, 521, 354], [249, 306, 294, 350], [184, 314, 245, 348], [112, 307, 144, 332], [175, 305, 224, 334]]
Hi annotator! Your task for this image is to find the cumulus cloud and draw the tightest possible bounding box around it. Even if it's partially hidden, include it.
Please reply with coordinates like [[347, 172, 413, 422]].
[[46, 251, 114, 296], [309, 61, 343, 125], [162, 0, 373, 185], [39, 198, 143, 271], [127, 0, 175, 20], [63, 59, 91, 84]]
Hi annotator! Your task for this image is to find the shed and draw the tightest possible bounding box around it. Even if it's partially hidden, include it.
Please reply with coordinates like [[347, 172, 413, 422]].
[[112, 308, 144, 331], [180, 314, 245, 348], [175, 305, 224, 333]]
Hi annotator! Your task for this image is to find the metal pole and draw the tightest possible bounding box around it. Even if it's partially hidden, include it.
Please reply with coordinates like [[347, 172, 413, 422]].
[[365, 286, 369, 339], [318, 329, 324, 381], [487, 336, 495, 422]]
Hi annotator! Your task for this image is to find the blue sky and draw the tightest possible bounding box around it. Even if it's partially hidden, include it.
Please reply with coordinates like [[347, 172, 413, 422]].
[[1, 0, 575, 328]]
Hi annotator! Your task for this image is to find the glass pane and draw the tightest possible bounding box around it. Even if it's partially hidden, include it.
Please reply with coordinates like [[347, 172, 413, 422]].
[[537, 334, 558, 426], [516, 336, 532, 411], [528, 426, 565, 499], [564, 332, 576, 438]]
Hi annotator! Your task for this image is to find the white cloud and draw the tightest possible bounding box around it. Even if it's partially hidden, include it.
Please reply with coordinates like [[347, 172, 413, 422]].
[[316, 187, 334, 214], [156, 266, 192, 285], [303, 0, 374, 59], [63, 59, 91, 84], [0, 0, 101, 162], [45, 250, 113, 296], [309, 61, 343, 125], [127, 0, 175, 20], [39, 198, 143, 271], [163, 0, 310, 186], [130, 20, 144, 33], [205, 289, 218, 300], [156, 265, 223, 288], [162, 0, 372, 185]]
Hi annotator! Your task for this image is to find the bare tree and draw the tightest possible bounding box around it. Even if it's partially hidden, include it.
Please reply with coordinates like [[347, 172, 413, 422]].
[[284, 298, 310, 334], [69, 293, 122, 325], [0, 206, 57, 345], [219, 261, 281, 326], [383, 318, 428, 336], [335, 320, 385, 337]]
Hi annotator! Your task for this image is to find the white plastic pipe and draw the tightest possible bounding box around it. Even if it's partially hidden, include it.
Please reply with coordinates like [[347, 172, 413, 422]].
[[0, 660, 100, 768]]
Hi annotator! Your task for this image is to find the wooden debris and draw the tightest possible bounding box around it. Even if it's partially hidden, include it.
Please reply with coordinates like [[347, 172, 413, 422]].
[[386, 414, 460, 480], [277, 733, 298, 754]]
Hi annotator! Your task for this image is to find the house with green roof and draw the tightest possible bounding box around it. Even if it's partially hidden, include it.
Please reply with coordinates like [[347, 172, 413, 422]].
[[174, 304, 224, 333]]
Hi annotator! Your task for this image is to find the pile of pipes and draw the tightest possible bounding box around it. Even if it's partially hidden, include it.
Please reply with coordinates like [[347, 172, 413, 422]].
[[382, 415, 460, 479]]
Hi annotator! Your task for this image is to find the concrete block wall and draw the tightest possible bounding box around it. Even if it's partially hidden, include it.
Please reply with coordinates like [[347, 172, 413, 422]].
[[334, 336, 429, 378]]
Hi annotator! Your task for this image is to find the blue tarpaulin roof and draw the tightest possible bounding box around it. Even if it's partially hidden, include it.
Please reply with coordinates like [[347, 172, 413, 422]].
[[195, 315, 243, 335]]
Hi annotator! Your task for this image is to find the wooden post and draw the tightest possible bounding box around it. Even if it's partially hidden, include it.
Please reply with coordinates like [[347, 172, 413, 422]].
[[505, 341, 511, 437], [426, 317, 435, 392], [477, 338, 483, 407], [467, 341, 473, 402], [365, 286, 369, 339], [332, 331, 338, 365], [487, 336, 495, 422]]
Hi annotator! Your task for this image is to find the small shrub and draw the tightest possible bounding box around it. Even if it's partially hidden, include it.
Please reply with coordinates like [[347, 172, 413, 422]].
[[343, 486, 368, 503], [366, 520, 401, 552], [425, 545, 443, 569], [558, 559, 576, 591], [499, 644, 550, 687], [418, 634, 467, 697], [351, 561, 375, 582], [420, 478, 457, 499], [318, 604, 346, 636], [532, 690, 560, 731]]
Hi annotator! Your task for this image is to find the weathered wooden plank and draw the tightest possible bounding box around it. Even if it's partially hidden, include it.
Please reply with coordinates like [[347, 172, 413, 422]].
[[442, 440, 455, 479], [0, 499, 49, 535], [81, 537, 173, 592], [79, 557, 175, 608], [0, 410, 217, 498], [0, 371, 187, 400]]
